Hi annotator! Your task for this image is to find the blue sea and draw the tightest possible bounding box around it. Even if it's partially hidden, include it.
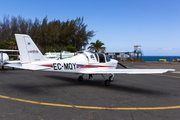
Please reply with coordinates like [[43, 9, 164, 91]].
[[142, 56, 180, 62]]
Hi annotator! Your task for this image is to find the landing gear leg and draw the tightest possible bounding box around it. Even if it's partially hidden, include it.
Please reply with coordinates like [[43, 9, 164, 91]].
[[78, 75, 84, 82], [109, 74, 114, 82]]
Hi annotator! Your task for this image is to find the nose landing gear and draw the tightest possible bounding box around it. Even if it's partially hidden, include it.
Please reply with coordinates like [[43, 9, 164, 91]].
[[102, 74, 114, 86], [109, 74, 114, 82], [104, 80, 110, 86]]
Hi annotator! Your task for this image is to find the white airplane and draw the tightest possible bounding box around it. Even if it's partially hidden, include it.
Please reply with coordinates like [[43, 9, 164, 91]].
[[0, 49, 20, 69], [5, 34, 175, 86]]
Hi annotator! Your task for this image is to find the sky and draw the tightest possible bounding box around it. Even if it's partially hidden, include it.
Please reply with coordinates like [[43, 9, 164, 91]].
[[0, 0, 180, 56]]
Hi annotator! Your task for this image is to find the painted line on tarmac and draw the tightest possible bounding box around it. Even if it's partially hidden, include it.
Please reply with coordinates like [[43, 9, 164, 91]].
[[1, 65, 178, 110], [151, 74, 180, 79], [0, 94, 180, 110]]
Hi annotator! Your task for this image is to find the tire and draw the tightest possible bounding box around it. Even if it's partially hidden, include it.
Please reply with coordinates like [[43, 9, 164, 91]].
[[104, 80, 110, 86], [78, 76, 83, 82]]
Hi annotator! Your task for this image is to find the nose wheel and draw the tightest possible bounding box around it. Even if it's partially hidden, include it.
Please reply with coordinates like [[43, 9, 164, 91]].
[[104, 80, 110, 86], [102, 74, 114, 86]]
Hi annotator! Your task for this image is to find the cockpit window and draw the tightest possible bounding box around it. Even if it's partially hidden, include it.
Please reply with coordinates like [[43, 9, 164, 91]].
[[98, 53, 105, 63], [106, 55, 111, 62], [90, 55, 95, 60], [87, 51, 98, 62]]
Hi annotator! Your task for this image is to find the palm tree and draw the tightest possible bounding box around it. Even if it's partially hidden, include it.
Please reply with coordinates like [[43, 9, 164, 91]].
[[88, 40, 106, 53]]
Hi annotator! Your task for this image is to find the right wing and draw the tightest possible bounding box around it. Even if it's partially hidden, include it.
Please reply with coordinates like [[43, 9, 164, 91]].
[[78, 68, 175, 74]]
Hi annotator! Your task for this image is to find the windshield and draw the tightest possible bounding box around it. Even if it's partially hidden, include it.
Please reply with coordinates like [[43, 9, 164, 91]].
[[105, 55, 111, 62]]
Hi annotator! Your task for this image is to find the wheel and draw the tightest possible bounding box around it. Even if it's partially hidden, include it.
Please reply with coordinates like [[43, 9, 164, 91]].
[[2, 66, 4, 69], [78, 76, 83, 82], [104, 80, 110, 86], [109, 76, 114, 82]]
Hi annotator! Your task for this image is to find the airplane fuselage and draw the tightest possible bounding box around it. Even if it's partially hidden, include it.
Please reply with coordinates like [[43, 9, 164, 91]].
[[30, 53, 118, 73]]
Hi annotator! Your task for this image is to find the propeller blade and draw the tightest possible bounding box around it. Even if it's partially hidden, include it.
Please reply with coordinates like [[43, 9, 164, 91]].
[[118, 62, 127, 68]]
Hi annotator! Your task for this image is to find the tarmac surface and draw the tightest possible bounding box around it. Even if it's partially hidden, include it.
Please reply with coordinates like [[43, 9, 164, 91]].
[[0, 62, 180, 120]]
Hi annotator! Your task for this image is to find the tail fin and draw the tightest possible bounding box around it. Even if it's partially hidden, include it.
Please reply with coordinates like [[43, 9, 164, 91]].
[[15, 34, 46, 63]]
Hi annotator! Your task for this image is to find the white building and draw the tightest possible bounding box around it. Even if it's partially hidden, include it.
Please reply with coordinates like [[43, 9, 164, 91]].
[[106, 52, 130, 60]]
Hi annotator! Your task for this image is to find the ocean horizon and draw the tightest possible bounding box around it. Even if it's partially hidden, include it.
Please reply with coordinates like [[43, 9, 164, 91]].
[[142, 56, 180, 62]]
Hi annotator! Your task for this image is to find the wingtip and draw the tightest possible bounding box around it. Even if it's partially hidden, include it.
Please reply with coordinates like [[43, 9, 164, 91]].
[[168, 69, 175, 72]]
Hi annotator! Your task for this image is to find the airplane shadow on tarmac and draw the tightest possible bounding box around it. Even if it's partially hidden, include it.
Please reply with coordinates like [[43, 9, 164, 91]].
[[45, 75, 163, 95], [8, 74, 163, 96]]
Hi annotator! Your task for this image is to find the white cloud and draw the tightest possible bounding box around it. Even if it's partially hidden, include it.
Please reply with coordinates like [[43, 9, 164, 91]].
[[161, 48, 173, 51]]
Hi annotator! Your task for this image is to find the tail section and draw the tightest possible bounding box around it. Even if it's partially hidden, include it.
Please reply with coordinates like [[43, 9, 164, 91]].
[[15, 34, 46, 63]]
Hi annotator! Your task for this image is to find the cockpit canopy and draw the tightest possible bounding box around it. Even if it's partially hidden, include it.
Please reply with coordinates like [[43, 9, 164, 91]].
[[78, 51, 111, 63]]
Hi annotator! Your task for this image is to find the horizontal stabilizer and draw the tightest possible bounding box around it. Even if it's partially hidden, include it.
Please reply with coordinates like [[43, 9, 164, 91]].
[[5, 64, 51, 70], [0, 49, 19, 52], [5, 60, 21, 64]]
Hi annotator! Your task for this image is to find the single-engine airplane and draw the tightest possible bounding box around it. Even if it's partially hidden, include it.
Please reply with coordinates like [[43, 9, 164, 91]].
[[5, 34, 175, 86], [0, 49, 20, 69]]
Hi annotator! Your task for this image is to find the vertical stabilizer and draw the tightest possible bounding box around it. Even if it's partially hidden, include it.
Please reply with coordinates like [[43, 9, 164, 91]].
[[15, 34, 46, 63]]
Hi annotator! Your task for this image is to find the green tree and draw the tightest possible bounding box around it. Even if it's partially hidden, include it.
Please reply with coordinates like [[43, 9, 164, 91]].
[[0, 42, 8, 49], [63, 45, 77, 52], [10, 16, 19, 37], [6, 37, 18, 50], [88, 40, 106, 53], [0, 15, 95, 54], [30, 18, 42, 50], [71, 17, 95, 50]]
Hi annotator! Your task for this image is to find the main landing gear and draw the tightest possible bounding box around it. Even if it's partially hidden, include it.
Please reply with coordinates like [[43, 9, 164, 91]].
[[78, 75, 83, 82], [78, 74, 114, 86]]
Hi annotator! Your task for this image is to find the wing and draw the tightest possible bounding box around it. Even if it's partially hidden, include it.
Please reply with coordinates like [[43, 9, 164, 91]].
[[4, 63, 175, 74], [79, 68, 175, 74]]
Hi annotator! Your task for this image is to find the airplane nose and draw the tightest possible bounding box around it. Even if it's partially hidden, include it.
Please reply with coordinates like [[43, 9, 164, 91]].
[[111, 59, 118, 66], [111, 59, 127, 68]]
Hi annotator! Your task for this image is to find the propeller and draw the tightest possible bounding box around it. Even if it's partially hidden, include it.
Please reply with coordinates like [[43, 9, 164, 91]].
[[118, 62, 127, 68]]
